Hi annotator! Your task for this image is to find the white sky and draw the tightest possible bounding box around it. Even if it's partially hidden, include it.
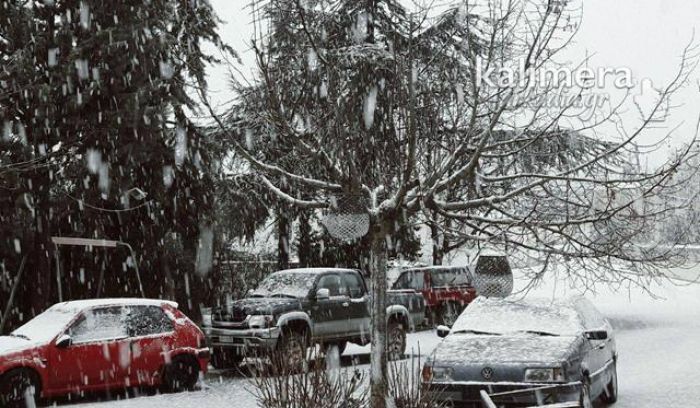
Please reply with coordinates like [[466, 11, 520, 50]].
[[205, 0, 700, 165]]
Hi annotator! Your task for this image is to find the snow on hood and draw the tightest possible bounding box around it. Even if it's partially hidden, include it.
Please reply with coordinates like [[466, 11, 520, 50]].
[[451, 296, 584, 336], [251, 270, 321, 298], [10, 306, 79, 345], [229, 297, 304, 316], [432, 333, 583, 365], [0, 336, 40, 355]]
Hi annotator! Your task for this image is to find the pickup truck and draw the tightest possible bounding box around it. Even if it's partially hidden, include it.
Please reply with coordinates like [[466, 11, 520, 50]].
[[203, 267, 425, 369]]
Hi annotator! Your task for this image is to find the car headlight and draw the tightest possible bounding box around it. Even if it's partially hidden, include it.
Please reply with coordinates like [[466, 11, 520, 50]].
[[524, 368, 566, 383], [248, 315, 275, 329], [423, 365, 454, 382]]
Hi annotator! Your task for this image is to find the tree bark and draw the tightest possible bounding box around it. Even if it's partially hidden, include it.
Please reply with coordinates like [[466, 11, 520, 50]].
[[30, 139, 54, 315], [431, 210, 443, 265], [277, 210, 290, 269], [298, 210, 312, 267], [369, 220, 389, 408]]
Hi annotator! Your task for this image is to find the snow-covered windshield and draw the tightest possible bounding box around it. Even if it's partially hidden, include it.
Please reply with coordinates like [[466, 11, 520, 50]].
[[451, 297, 584, 336], [12, 306, 78, 343], [251, 271, 318, 298]]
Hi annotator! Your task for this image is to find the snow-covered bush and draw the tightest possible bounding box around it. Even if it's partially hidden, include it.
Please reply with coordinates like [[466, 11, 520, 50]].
[[249, 350, 366, 408], [388, 355, 449, 408], [249, 350, 447, 408]]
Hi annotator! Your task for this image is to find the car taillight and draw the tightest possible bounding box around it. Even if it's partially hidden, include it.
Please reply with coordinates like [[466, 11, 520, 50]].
[[421, 365, 433, 382]]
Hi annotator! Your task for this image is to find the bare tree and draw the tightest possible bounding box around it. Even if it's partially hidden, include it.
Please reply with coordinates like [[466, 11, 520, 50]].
[[202, 1, 699, 406]]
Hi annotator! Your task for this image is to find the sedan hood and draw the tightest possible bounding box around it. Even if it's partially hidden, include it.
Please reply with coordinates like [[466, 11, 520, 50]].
[[432, 333, 583, 366], [0, 336, 40, 355]]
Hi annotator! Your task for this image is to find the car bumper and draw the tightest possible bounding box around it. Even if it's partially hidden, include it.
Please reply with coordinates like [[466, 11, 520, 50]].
[[204, 326, 281, 355], [427, 381, 582, 407]]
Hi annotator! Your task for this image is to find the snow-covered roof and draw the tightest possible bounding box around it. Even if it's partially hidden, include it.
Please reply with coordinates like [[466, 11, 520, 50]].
[[50, 298, 178, 312]]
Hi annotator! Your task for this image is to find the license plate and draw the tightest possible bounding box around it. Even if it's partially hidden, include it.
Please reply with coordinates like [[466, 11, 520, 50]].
[[219, 335, 234, 343]]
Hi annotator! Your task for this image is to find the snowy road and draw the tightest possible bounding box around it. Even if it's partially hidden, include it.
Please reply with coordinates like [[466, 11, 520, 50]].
[[56, 266, 700, 408]]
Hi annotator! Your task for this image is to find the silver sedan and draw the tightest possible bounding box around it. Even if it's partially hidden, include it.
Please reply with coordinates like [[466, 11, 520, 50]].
[[423, 296, 618, 407]]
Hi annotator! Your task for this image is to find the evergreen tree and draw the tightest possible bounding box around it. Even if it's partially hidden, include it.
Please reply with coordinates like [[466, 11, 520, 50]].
[[0, 0, 230, 323]]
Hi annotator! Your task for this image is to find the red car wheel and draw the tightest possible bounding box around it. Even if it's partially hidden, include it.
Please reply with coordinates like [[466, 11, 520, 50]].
[[162, 355, 200, 392], [0, 368, 40, 408]]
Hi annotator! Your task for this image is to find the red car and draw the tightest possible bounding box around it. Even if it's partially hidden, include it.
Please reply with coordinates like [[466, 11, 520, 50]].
[[0, 299, 209, 407], [392, 266, 477, 326], [392, 256, 514, 327]]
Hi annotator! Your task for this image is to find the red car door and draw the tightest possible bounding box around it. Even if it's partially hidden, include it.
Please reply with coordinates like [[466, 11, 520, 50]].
[[121, 305, 178, 388], [47, 306, 128, 394]]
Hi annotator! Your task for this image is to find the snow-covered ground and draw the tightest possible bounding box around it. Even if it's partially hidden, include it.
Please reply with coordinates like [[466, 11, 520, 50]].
[[56, 265, 700, 408]]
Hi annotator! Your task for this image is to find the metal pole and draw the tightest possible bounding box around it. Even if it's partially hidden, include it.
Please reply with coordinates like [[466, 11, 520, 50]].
[[54, 244, 63, 302], [120, 242, 145, 298], [1, 255, 27, 334]]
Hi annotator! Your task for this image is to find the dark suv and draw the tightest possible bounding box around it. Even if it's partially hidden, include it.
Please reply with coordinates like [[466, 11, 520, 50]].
[[204, 268, 425, 369]]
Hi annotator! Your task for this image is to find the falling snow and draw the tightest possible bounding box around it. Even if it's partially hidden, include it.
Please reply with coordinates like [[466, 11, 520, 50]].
[[1, 1, 698, 408]]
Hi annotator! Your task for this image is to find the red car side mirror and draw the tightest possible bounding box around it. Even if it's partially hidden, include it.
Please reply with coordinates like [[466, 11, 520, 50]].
[[55, 334, 72, 348]]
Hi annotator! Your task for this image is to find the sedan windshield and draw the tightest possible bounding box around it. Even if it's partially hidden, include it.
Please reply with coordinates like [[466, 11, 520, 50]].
[[452, 298, 583, 336], [11, 306, 79, 343], [251, 271, 318, 298]]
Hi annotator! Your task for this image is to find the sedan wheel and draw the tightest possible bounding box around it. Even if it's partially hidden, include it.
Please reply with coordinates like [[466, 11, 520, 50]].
[[387, 321, 407, 361], [0, 369, 39, 408]]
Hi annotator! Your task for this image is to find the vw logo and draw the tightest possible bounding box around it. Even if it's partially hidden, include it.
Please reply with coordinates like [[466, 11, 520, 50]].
[[481, 367, 494, 380]]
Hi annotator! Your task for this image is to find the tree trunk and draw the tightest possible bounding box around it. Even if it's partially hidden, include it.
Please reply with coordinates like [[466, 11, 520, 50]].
[[431, 210, 443, 265], [31, 164, 54, 315], [277, 210, 290, 269], [441, 216, 451, 264], [298, 210, 312, 267], [162, 251, 176, 300], [369, 221, 389, 408]]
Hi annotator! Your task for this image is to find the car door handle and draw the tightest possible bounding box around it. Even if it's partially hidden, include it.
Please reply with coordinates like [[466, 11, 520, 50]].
[[342, 302, 350, 307]]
